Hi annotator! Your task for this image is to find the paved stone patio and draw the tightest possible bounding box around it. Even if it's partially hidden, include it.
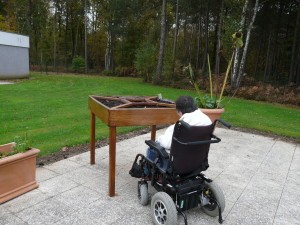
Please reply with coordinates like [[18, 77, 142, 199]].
[[1, 127, 299, 225]]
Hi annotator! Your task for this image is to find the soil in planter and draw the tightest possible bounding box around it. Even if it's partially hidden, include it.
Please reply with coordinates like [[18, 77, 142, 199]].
[[95, 96, 174, 108], [156, 98, 175, 104], [124, 104, 170, 108], [95, 98, 124, 108]]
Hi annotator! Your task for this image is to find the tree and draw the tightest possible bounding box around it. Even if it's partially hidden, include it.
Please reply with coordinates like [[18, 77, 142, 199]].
[[214, 0, 224, 77], [231, 0, 249, 88], [236, 0, 259, 87], [289, 6, 300, 84], [201, 1, 210, 74], [0, 0, 298, 88], [135, 42, 157, 82], [155, 0, 167, 84], [172, 0, 180, 75], [230, 0, 259, 89]]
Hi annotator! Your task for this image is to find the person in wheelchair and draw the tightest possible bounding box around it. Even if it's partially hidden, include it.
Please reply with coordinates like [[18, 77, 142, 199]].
[[146, 95, 212, 169], [129, 96, 230, 225]]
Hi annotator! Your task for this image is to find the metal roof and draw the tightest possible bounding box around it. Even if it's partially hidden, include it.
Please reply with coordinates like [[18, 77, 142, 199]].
[[0, 30, 29, 48]]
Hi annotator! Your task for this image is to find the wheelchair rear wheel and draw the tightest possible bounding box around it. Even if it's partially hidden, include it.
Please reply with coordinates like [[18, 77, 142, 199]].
[[138, 182, 149, 206], [151, 192, 177, 225], [201, 181, 225, 217]]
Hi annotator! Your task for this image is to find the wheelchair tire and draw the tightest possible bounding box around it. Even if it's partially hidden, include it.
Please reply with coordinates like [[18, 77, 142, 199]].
[[151, 192, 177, 225], [138, 183, 149, 206], [202, 181, 225, 217]]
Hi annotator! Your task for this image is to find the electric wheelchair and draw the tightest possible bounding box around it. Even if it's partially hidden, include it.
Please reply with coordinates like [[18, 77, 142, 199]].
[[129, 119, 231, 225]]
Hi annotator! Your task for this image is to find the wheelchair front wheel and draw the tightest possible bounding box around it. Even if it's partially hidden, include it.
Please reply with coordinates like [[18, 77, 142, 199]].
[[151, 192, 177, 225], [201, 181, 225, 217], [138, 182, 149, 206]]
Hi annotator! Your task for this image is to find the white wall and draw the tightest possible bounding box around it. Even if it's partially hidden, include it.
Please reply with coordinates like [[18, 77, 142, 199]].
[[0, 31, 30, 79]]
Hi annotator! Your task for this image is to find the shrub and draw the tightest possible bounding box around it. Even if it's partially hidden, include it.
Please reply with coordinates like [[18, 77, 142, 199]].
[[134, 42, 157, 82], [72, 56, 85, 73], [102, 69, 115, 76], [115, 66, 136, 77]]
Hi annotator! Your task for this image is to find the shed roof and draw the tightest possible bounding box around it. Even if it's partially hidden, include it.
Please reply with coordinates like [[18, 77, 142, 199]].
[[0, 31, 29, 48]]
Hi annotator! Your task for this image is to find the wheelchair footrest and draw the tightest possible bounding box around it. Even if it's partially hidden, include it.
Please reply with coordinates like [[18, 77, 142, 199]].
[[129, 154, 149, 178], [129, 162, 144, 178]]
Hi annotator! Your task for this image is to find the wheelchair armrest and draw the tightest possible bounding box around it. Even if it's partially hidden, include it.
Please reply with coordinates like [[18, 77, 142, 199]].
[[145, 140, 169, 159], [216, 119, 231, 128]]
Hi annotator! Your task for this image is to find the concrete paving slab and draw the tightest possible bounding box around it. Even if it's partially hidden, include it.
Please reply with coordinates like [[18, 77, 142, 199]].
[[273, 204, 300, 225], [15, 197, 77, 225], [36, 167, 60, 183], [0, 127, 299, 225], [2, 189, 50, 213], [67, 152, 90, 165], [53, 212, 97, 225], [43, 159, 84, 174], [38, 175, 80, 197], [0, 212, 27, 225], [0, 207, 27, 225]]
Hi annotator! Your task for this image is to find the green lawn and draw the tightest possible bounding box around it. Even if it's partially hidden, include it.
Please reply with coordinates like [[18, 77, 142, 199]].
[[1, 73, 299, 156]]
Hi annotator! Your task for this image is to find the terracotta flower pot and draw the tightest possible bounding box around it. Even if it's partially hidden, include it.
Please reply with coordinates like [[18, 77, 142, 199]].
[[200, 108, 225, 122], [0, 143, 40, 204]]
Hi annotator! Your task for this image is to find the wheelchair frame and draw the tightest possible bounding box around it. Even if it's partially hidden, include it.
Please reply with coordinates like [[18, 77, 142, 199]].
[[129, 119, 231, 225], [130, 154, 224, 225]]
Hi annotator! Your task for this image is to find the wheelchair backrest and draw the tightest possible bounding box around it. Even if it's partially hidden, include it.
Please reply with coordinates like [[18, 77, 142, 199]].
[[169, 120, 215, 175]]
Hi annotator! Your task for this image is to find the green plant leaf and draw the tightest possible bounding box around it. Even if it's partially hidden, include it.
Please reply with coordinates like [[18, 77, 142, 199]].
[[13, 135, 31, 153]]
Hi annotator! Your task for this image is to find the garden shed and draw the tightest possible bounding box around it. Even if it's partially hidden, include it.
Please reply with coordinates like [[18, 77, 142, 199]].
[[0, 31, 29, 79]]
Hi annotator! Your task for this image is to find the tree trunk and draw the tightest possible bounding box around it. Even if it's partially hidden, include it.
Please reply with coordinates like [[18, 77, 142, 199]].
[[188, 25, 195, 64], [53, 7, 56, 72], [74, 21, 80, 57], [65, 6, 69, 68], [201, 1, 209, 74], [296, 48, 300, 85], [84, 0, 87, 73], [155, 0, 167, 84], [214, 0, 224, 77], [253, 36, 263, 79], [271, 0, 283, 81], [236, 0, 259, 87], [263, 32, 272, 82], [289, 6, 300, 83], [105, 23, 114, 71], [172, 0, 179, 76], [196, 10, 202, 71], [231, 0, 249, 88]]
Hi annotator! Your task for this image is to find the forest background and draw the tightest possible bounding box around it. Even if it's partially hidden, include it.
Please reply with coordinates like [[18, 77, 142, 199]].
[[0, 0, 299, 105]]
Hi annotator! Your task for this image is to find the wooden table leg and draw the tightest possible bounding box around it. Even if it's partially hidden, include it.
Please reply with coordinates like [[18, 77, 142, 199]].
[[90, 112, 95, 165], [151, 125, 156, 141], [109, 126, 116, 197]]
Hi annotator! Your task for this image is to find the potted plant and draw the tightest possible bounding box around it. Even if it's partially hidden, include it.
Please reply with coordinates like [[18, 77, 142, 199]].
[[187, 60, 227, 122], [186, 32, 243, 122], [0, 136, 40, 204]]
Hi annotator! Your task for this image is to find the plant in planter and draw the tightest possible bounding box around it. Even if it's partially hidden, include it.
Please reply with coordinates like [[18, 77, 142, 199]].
[[186, 62, 226, 122], [186, 32, 243, 121], [0, 135, 40, 204]]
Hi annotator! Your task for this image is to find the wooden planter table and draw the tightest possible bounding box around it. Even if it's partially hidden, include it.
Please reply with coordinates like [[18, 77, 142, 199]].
[[88, 95, 179, 197]]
